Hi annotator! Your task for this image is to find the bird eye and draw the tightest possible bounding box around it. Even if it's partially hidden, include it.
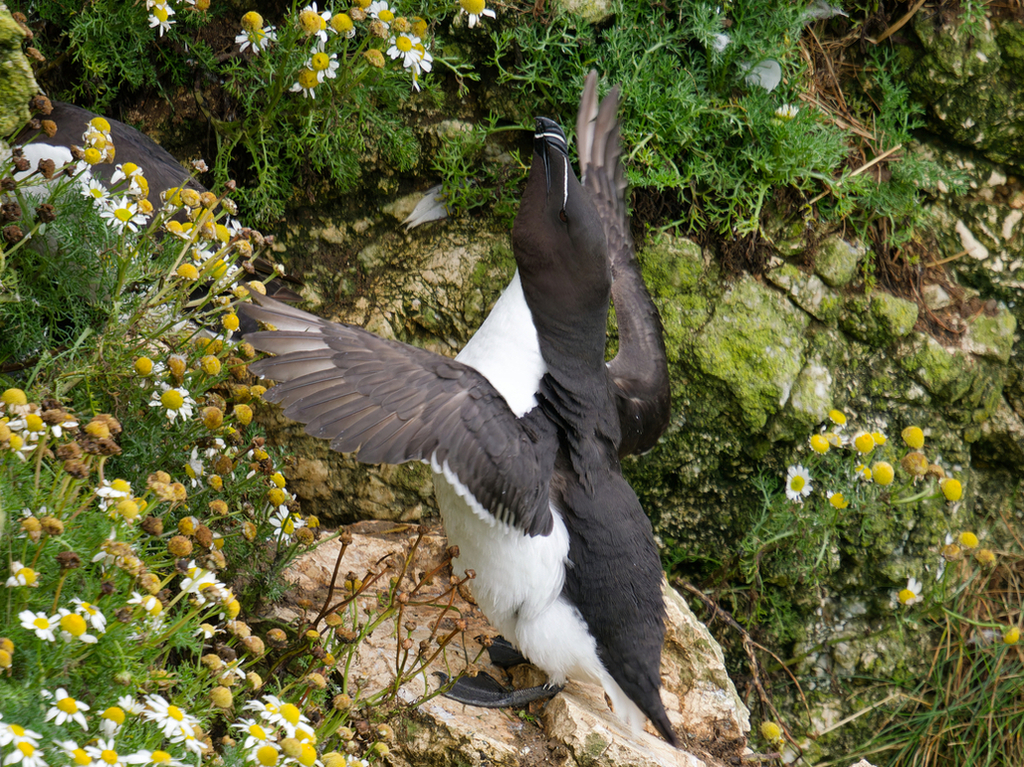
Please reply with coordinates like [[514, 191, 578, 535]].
[[559, 209, 568, 223]]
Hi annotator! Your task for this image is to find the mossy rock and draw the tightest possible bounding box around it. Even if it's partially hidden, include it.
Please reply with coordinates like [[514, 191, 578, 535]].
[[906, 14, 1024, 165], [0, 10, 35, 137], [688, 276, 810, 431], [766, 263, 841, 323], [964, 307, 1017, 363], [839, 292, 919, 346], [814, 237, 865, 288]]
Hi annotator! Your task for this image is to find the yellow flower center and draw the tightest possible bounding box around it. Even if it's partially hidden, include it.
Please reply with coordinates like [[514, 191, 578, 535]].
[[168, 704, 184, 721], [281, 702, 301, 725], [461, 0, 485, 14], [898, 589, 915, 605], [853, 433, 874, 454], [789, 476, 805, 492], [18, 744, 34, 758], [103, 706, 125, 724], [249, 723, 268, 739], [114, 206, 134, 223], [33, 616, 50, 630], [152, 752, 172, 764], [161, 390, 185, 410], [58, 697, 79, 713], [73, 749, 91, 765], [298, 68, 319, 89], [242, 11, 264, 31], [257, 746, 279, 766], [154, 7, 168, 22], [379, 9, 394, 21], [902, 426, 924, 449], [396, 35, 412, 52], [809, 434, 828, 453], [84, 147, 102, 165], [311, 52, 330, 71], [90, 117, 112, 132], [828, 493, 848, 509], [101, 750, 119, 764], [298, 9, 321, 33], [828, 409, 846, 425], [331, 13, 353, 31], [25, 414, 43, 431], [16, 567, 36, 585], [60, 613, 88, 636]]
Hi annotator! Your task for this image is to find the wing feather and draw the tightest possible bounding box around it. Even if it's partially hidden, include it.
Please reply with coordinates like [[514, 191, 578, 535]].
[[242, 294, 557, 536]]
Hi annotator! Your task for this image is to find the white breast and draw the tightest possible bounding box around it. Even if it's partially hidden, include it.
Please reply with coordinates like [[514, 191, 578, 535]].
[[454, 269, 546, 417]]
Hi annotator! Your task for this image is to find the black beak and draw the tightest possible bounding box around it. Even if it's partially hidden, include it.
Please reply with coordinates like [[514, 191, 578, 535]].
[[534, 117, 568, 195]]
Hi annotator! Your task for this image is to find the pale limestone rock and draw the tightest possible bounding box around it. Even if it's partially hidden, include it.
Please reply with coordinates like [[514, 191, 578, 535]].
[[276, 523, 749, 767]]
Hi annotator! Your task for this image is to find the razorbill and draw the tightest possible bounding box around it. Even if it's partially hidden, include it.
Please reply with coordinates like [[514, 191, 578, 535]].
[[11, 100, 302, 304], [239, 74, 677, 746]]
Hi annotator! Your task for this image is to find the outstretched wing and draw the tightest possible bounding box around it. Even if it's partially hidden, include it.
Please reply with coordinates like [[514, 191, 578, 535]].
[[241, 294, 557, 536], [577, 71, 672, 457]]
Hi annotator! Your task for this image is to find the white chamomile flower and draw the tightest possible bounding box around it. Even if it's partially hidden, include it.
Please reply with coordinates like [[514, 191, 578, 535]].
[[6, 561, 38, 588], [134, 751, 186, 767], [308, 50, 340, 82], [290, 68, 319, 99], [785, 464, 812, 502], [148, 383, 196, 423], [387, 32, 422, 69], [774, 104, 799, 121], [82, 176, 109, 204], [298, 2, 331, 43], [85, 739, 136, 767], [367, 0, 395, 27], [100, 196, 147, 234], [148, 2, 175, 36], [897, 576, 924, 606], [236, 25, 277, 53], [73, 598, 108, 633], [96, 478, 132, 511], [19, 610, 58, 642], [142, 694, 199, 739], [44, 688, 91, 730], [459, 0, 495, 28]]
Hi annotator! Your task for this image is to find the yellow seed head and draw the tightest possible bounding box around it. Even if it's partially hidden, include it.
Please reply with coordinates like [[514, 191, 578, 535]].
[[957, 531, 979, 549], [200, 356, 222, 376], [900, 452, 929, 477], [853, 432, 874, 454], [234, 404, 253, 426], [975, 548, 996, 567], [331, 12, 353, 32], [809, 434, 829, 454], [872, 461, 894, 486], [242, 11, 264, 31], [902, 426, 924, 449], [210, 686, 233, 709], [60, 613, 87, 637], [941, 478, 963, 502], [203, 406, 224, 430]]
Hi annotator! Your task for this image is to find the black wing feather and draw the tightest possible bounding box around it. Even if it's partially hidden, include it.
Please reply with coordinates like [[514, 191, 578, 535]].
[[577, 72, 672, 457], [242, 294, 556, 537]]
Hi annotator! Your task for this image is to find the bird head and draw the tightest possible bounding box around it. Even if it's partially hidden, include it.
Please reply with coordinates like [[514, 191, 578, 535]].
[[512, 117, 610, 317]]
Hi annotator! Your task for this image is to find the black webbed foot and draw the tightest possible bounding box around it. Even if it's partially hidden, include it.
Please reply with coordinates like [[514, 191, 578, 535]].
[[485, 635, 529, 669], [436, 671, 563, 709]]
